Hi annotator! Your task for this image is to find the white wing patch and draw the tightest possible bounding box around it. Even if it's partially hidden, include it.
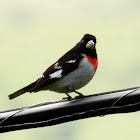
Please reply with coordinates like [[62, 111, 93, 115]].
[[49, 69, 63, 79], [54, 62, 62, 69], [66, 60, 76, 63]]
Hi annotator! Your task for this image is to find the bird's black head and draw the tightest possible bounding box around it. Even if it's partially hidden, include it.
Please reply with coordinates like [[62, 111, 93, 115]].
[[80, 34, 97, 57], [81, 34, 97, 47]]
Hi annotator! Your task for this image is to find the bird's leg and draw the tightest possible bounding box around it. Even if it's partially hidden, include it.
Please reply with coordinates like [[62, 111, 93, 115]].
[[74, 91, 85, 99], [73, 90, 84, 97], [62, 93, 72, 101], [67, 87, 85, 99]]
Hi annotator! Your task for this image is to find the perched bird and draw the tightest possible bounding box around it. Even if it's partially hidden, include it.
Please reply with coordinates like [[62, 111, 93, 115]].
[[8, 34, 98, 100]]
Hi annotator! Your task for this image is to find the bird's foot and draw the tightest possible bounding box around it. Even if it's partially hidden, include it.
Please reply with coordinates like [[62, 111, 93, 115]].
[[62, 93, 73, 101], [73, 90, 85, 99], [62, 96, 72, 101], [74, 94, 85, 100]]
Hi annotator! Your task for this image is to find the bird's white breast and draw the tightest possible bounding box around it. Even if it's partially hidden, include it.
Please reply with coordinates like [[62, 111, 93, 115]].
[[45, 56, 95, 93]]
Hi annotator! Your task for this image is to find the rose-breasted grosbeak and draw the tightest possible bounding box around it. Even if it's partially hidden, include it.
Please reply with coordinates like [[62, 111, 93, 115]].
[[8, 34, 98, 100]]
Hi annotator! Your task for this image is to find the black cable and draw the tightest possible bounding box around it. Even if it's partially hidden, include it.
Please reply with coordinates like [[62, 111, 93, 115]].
[[0, 86, 140, 133]]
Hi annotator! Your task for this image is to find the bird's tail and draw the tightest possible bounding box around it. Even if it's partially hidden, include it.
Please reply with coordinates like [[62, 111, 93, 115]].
[[8, 82, 36, 100]]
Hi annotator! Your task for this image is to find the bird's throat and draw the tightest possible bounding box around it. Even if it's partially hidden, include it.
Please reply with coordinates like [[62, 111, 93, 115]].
[[86, 55, 98, 71]]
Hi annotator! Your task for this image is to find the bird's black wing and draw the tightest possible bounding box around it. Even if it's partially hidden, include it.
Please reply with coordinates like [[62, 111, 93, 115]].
[[29, 53, 84, 92]]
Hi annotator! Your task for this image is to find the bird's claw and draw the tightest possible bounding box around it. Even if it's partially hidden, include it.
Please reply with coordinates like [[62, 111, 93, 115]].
[[74, 94, 85, 99], [62, 97, 72, 101]]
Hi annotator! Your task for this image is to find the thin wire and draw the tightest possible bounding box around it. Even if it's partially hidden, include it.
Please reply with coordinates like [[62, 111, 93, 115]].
[[0, 106, 29, 125], [105, 88, 140, 115], [0, 99, 68, 125]]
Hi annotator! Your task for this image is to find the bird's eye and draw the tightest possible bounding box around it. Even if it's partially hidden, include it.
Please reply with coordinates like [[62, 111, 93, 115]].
[[81, 40, 84, 43]]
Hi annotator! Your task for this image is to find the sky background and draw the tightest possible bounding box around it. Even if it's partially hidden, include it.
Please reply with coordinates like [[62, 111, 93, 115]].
[[0, 0, 140, 139]]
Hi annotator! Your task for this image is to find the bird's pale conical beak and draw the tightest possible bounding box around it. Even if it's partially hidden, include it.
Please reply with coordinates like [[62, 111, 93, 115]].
[[86, 40, 95, 49]]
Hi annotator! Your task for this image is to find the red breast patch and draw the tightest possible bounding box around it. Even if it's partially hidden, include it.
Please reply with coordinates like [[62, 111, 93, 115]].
[[86, 55, 98, 71]]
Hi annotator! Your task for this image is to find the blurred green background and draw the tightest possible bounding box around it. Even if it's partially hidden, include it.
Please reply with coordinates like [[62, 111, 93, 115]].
[[0, 0, 140, 139]]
